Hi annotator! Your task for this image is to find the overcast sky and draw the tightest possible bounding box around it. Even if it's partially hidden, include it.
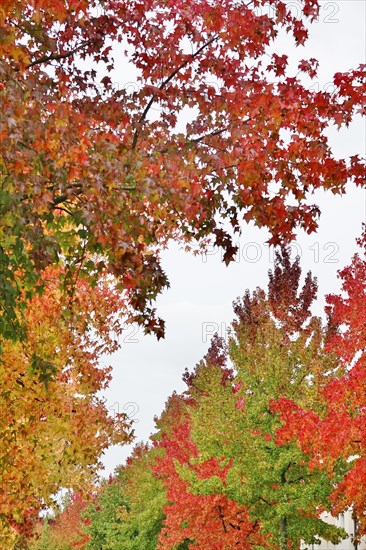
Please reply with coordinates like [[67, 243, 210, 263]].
[[99, 0, 366, 476]]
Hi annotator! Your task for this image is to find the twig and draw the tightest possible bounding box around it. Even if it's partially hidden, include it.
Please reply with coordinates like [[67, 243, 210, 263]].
[[132, 33, 220, 150], [25, 40, 94, 69]]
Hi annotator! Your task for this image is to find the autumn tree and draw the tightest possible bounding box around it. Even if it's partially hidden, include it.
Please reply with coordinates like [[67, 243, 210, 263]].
[[35, 443, 167, 550], [155, 251, 348, 548], [153, 379, 266, 549], [82, 443, 166, 550], [1, 0, 365, 341], [273, 228, 366, 545], [0, 267, 132, 546], [31, 492, 90, 550], [31, 242, 366, 549]]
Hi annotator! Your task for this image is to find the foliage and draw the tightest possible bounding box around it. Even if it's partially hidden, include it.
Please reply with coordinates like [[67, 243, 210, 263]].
[[30, 240, 366, 549], [1, 1, 365, 546], [31, 493, 89, 550], [83, 443, 166, 549], [0, 267, 132, 546], [154, 404, 266, 549], [154, 250, 348, 548], [34, 444, 167, 550], [1, 0, 365, 340], [273, 228, 366, 541]]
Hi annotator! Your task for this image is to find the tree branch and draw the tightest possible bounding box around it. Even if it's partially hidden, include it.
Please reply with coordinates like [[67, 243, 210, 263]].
[[54, 206, 73, 215], [132, 33, 220, 150], [191, 127, 228, 144], [25, 40, 94, 69], [281, 462, 292, 483], [287, 473, 315, 484], [52, 186, 83, 207], [259, 496, 273, 506], [190, 118, 251, 145], [217, 505, 228, 533]]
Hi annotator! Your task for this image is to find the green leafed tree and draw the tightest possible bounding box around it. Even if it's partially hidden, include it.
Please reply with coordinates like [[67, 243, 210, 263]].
[[82, 443, 166, 550], [156, 250, 348, 548], [35, 443, 167, 550]]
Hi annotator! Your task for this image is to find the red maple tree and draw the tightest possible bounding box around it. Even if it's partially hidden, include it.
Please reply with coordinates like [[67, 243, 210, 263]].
[[45, 493, 90, 549], [273, 228, 366, 539]]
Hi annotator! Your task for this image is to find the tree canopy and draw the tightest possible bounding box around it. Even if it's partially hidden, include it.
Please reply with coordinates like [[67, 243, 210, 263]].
[[1, 0, 365, 341], [31, 233, 366, 548], [1, 1, 365, 547], [0, 267, 132, 546]]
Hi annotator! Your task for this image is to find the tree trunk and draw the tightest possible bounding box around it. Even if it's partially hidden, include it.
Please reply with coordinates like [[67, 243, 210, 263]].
[[280, 516, 288, 550], [280, 464, 290, 549], [353, 510, 359, 550]]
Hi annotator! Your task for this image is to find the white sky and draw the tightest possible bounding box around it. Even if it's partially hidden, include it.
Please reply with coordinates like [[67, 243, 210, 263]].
[[99, 0, 366, 476]]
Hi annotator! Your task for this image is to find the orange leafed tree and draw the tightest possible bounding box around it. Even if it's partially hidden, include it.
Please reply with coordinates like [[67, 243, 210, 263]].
[[1, 0, 365, 340], [0, 266, 132, 546], [33, 492, 90, 549]]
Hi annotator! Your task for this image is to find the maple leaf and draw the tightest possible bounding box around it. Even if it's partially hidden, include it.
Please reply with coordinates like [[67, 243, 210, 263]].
[[269, 53, 289, 77], [298, 58, 319, 78]]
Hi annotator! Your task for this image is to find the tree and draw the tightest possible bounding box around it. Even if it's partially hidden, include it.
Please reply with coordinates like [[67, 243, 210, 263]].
[[0, 266, 132, 546], [31, 242, 366, 548], [155, 251, 347, 548], [31, 493, 90, 550], [36, 443, 167, 550], [83, 443, 166, 550], [1, 0, 365, 341], [153, 393, 266, 549], [273, 228, 366, 544]]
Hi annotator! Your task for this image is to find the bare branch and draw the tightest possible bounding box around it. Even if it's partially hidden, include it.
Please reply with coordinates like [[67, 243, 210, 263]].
[[191, 127, 228, 144], [259, 496, 273, 506], [25, 40, 94, 69], [217, 505, 228, 533]]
